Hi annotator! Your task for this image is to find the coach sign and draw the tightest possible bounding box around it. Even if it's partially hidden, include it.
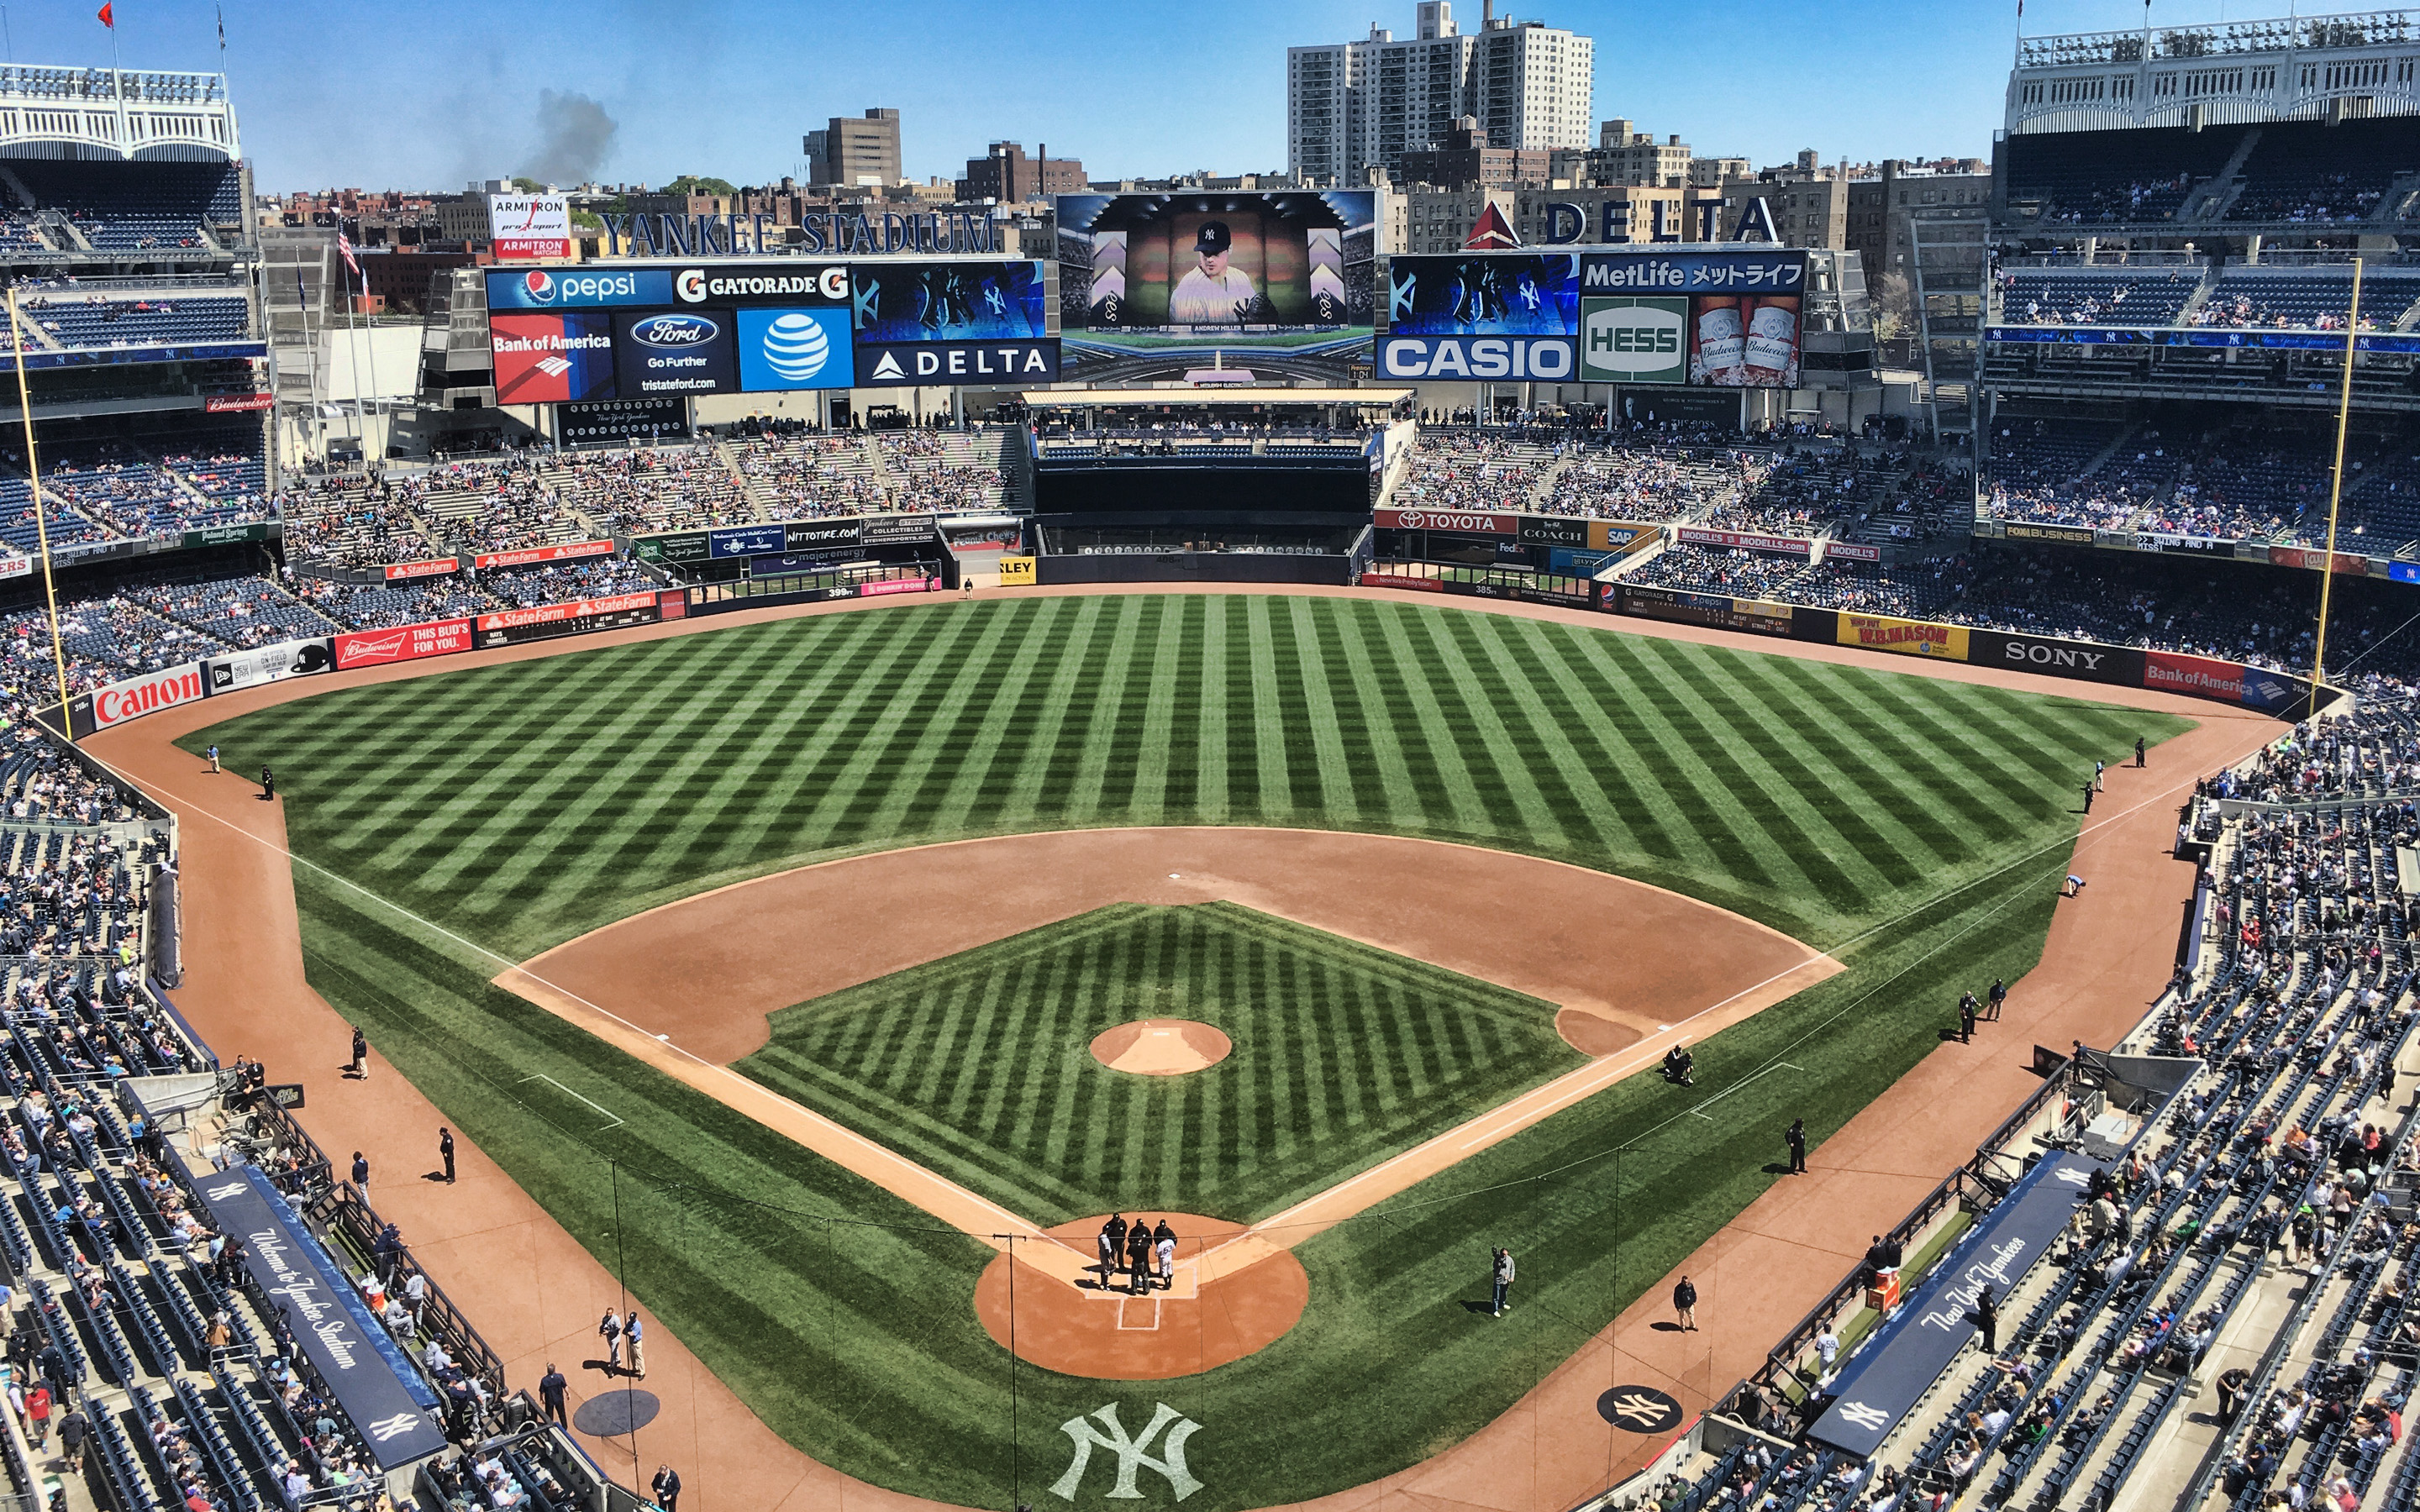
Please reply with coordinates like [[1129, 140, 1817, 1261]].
[[1810, 1151, 2102, 1458], [190, 1166, 449, 1469]]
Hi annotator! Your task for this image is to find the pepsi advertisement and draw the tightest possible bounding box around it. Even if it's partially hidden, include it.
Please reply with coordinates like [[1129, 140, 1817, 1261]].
[[486, 265, 676, 311], [613, 309, 739, 395]]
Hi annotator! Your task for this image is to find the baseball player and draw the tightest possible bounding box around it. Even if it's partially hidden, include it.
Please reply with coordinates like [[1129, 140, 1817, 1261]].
[[1168, 221, 1260, 324]]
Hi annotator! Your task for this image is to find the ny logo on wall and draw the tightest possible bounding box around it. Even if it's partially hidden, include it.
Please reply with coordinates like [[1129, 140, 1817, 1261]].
[[1049, 1403, 1203, 1501]]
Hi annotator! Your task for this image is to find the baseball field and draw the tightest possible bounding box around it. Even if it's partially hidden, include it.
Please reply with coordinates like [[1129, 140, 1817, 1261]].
[[175, 592, 2183, 1509]]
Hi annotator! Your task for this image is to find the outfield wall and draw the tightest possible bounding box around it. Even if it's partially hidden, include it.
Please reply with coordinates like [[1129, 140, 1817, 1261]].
[[55, 574, 2332, 743]]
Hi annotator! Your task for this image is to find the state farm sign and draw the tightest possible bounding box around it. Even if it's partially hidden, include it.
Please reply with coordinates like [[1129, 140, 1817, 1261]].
[[92, 664, 206, 727], [1373, 508, 1516, 535]]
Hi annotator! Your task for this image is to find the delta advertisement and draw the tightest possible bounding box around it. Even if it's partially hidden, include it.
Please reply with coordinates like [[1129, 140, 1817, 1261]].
[[487, 193, 573, 261], [1055, 191, 1376, 360], [1378, 254, 1579, 382], [1577, 251, 1807, 388], [482, 261, 1055, 397]]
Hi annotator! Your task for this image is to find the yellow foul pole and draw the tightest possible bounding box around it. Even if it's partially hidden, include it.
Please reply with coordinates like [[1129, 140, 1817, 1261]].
[[4, 286, 72, 738]]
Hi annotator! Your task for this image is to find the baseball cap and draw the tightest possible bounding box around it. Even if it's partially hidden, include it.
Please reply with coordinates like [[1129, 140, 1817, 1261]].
[[1195, 221, 1232, 255]]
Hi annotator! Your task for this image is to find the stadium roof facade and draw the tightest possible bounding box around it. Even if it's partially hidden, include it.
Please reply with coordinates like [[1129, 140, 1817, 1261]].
[[2007, 8, 2420, 135], [0, 64, 238, 161]]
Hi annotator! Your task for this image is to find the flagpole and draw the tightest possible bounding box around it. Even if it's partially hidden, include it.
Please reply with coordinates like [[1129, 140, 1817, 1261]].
[[357, 259, 382, 470], [8, 289, 78, 738], [340, 245, 370, 470], [106, 9, 126, 159]]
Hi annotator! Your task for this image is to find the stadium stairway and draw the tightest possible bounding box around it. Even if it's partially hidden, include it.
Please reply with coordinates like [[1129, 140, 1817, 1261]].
[[708, 439, 774, 521]]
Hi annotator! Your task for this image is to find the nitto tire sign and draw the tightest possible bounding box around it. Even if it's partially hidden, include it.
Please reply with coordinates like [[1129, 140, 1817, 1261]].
[[1376, 336, 1575, 381]]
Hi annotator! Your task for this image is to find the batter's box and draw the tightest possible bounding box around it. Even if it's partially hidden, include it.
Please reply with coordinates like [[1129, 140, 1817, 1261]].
[[1116, 1296, 1162, 1331]]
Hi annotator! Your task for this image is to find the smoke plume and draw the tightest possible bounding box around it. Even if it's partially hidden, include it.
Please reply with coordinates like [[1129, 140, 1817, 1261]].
[[523, 90, 618, 186]]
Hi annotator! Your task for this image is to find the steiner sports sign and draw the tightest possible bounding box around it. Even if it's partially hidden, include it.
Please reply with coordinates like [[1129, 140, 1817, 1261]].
[[1374, 508, 1516, 535]]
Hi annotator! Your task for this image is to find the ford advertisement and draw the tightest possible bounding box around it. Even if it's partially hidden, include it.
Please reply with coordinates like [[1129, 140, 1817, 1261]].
[[613, 309, 739, 396]]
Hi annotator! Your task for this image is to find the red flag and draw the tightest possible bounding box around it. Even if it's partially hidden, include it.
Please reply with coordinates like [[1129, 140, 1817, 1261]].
[[97, 3, 113, 28]]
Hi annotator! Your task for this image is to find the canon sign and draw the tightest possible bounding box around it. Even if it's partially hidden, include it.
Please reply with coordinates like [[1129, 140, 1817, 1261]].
[[92, 664, 206, 728]]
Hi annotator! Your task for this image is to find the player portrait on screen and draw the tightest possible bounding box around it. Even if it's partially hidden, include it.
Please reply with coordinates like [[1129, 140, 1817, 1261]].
[[1167, 221, 1265, 325]]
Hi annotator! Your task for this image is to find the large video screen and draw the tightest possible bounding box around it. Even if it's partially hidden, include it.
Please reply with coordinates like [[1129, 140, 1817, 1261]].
[[482, 260, 1055, 398], [1576, 251, 1808, 388], [1385, 255, 1579, 335], [1055, 192, 1375, 352]]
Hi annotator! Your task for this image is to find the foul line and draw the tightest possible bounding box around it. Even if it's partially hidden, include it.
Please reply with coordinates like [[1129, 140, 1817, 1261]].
[[516, 1074, 625, 1133]]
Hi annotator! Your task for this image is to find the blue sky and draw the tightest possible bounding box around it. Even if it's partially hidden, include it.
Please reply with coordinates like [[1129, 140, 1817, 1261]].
[[22, 1, 2275, 191]]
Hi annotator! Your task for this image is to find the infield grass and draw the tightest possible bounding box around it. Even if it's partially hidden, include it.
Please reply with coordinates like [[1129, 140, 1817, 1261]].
[[738, 901, 1586, 1225], [182, 594, 2191, 1509]]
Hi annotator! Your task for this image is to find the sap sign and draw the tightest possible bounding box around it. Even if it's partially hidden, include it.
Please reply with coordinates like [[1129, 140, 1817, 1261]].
[[1579, 297, 1687, 384], [1376, 336, 1576, 381], [484, 267, 675, 311], [736, 307, 854, 391]]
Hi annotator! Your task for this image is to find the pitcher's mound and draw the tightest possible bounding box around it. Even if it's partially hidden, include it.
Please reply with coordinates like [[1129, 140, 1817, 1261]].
[[1092, 1019, 1233, 1076]]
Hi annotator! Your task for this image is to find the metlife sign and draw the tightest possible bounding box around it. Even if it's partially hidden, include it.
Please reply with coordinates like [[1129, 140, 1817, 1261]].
[[1376, 335, 1576, 381], [856, 340, 1060, 386]]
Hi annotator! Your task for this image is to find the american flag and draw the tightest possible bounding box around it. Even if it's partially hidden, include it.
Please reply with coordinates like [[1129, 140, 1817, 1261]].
[[336, 231, 360, 278]]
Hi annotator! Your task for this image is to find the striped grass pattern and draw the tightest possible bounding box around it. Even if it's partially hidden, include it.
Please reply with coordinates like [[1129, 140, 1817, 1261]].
[[191, 596, 2176, 959], [181, 596, 2192, 1509], [740, 902, 1584, 1225]]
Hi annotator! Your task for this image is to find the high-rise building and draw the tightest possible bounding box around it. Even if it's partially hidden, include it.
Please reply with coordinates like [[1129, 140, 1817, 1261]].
[[803, 108, 902, 188], [1287, 2, 1592, 185], [955, 142, 1087, 205]]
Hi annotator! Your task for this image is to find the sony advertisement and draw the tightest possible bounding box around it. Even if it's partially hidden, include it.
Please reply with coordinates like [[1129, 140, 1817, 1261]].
[[1578, 251, 1807, 388], [1056, 192, 1375, 357], [1377, 253, 1579, 382]]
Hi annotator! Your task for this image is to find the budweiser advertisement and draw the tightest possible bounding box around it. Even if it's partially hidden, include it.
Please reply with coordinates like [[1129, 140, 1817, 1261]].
[[91, 664, 208, 729], [203, 392, 274, 413], [1373, 507, 1517, 535], [471, 540, 614, 571], [474, 591, 660, 648], [334, 618, 475, 670]]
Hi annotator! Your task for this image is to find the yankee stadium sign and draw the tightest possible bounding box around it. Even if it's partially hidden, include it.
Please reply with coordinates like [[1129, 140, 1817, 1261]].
[[601, 210, 1001, 260]]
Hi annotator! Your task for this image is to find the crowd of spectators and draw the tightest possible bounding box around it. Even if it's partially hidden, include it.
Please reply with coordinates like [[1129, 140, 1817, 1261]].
[[1620, 545, 1809, 600]]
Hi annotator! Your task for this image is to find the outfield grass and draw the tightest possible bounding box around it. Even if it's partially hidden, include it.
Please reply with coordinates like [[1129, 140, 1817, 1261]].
[[182, 595, 2192, 1509], [739, 901, 1585, 1226]]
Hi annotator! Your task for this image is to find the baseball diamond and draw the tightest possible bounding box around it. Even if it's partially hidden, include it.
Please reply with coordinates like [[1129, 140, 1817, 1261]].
[[134, 591, 2186, 1509]]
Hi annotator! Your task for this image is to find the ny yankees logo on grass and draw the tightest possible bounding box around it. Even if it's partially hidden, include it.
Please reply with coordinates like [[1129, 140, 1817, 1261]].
[[1050, 1403, 1203, 1501]]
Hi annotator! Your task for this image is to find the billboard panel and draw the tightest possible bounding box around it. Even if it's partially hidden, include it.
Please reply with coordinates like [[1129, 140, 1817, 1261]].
[[613, 309, 739, 396], [488, 193, 572, 260], [485, 266, 676, 311], [333, 618, 474, 669], [1376, 335, 1572, 381], [1384, 254, 1579, 336], [850, 260, 1049, 342], [203, 638, 335, 695], [474, 591, 662, 648], [91, 664, 207, 729], [490, 312, 616, 404], [856, 340, 1060, 386], [1837, 612, 1968, 660], [1056, 191, 1375, 354], [472, 540, 613, 571], [1579, 251, 1807, 387], [559, 396, 685, 444], [733, 307, 855, 391]]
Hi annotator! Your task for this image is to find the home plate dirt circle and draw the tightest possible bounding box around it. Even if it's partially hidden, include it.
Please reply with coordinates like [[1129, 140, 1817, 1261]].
[[1090, 1019, 1234, 1075], [974, 1214, 1309, 1379]]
